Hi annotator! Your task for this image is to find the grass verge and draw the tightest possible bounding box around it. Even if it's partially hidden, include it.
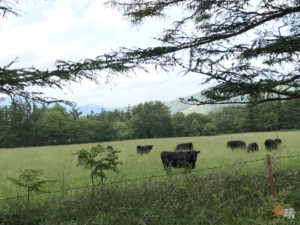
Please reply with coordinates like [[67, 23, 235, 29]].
[[0, 168, 300, 225]]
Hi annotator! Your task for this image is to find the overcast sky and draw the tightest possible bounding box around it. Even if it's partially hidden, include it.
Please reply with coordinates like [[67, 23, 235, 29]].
[[0, 0, 204, 108]]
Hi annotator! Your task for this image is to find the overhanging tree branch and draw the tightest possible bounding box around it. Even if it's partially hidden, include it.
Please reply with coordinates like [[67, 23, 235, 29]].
[[53, 0, 300, 106], [1, 0, 300, 105], [0, 0, 21, 17]]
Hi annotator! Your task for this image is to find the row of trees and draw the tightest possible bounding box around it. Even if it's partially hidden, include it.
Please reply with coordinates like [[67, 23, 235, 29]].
[[1, 99, 300, 148]]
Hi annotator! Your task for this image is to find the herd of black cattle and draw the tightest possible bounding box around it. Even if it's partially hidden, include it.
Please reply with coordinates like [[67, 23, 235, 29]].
[[106, 138, 282, 170], [226, 138, 282, 151]]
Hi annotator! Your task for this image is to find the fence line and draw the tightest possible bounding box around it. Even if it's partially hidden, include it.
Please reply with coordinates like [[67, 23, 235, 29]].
[[272, 153, 300, 160], [1, 153, 300, 201]]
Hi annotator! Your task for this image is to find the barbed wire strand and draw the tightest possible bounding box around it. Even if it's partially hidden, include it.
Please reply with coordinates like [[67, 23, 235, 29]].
[[1, 153, 300, 201]]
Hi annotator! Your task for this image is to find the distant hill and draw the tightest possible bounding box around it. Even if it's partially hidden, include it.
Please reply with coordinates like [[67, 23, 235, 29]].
[[0, 97, 112, 116], [1, 91, 227, 116], [165, 91, 226, 115], [77, 104, 113, 115]]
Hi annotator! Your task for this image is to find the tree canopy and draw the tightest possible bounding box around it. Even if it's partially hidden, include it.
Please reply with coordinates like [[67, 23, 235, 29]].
[[60, 0, 300, 105], [1, 0, 300, 105]]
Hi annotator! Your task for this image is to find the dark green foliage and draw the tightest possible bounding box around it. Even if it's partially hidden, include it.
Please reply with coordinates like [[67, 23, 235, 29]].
[[281, 99, 300, 129], [1, 98, 300, 147], [74, 144, 122, 188], [0, 62, 87, 105], [8, 169, 57, 203], [1, 170, 300, 224], [130, 101, 173, 138], [172, 112, 189, 136]]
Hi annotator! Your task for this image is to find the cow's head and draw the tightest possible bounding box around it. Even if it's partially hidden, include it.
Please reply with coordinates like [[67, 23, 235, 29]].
[[189, 150, 200, 161]]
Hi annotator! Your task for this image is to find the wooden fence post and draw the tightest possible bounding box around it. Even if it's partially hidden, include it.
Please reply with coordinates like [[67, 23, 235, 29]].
[[266, 154, 275, 195]]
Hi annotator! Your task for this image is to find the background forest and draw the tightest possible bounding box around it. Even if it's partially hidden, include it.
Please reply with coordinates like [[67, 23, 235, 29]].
[[1, 99, 300, 148]]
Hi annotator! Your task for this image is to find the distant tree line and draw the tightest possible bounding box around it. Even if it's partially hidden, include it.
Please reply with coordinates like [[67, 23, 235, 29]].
[[0, 99, 300, 148]]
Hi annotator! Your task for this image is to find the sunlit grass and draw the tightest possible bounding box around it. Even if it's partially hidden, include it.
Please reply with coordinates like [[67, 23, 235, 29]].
[[0, 130, 299, 198]]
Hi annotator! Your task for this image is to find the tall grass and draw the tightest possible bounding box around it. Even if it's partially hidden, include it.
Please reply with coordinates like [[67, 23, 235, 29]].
[[0, 130, 299, 198], [1, 169, 300, 225]]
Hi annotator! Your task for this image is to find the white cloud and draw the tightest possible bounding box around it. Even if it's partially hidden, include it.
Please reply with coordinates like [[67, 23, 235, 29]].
[[59, 71, 204, 107], [83, 1, 128, 31]]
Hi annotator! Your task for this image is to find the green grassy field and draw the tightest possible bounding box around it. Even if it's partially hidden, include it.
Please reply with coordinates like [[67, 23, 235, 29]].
[[0, 130, 299, 199]]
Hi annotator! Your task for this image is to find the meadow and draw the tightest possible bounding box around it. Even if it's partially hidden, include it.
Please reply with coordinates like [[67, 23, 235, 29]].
[[0, 130, 299, 199]]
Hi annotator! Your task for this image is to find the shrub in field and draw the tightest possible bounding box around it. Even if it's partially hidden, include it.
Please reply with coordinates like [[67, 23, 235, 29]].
[[74, 144, 122, 190], [8, 169, 56, 203]]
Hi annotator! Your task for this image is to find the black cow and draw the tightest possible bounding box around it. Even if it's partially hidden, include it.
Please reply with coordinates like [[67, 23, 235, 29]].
[[161, 150, 200, 169], [227, 141, 246, 150], [137, 145, 153, 154], [265, 139, 277, 150], [175, 142, 193, 151], [107, 145, 114, 151], [247, 142, 258, 152], [274, 138, 282, 144]]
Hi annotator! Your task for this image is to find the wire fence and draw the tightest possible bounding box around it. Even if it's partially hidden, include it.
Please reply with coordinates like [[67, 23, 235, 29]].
[[1, 153, 300, 202]]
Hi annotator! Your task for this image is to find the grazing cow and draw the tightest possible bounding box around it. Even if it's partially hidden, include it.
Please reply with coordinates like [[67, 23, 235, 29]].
[[175, 142, 193, 151], [247, 142, 259, 152], [274, 138, 282, 144], [137, 145, 153, 154], [227, 141, 246, 150], [107, 145, 114, 151], [265, 139, 277, 150], [161, 150, 200, 169]]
